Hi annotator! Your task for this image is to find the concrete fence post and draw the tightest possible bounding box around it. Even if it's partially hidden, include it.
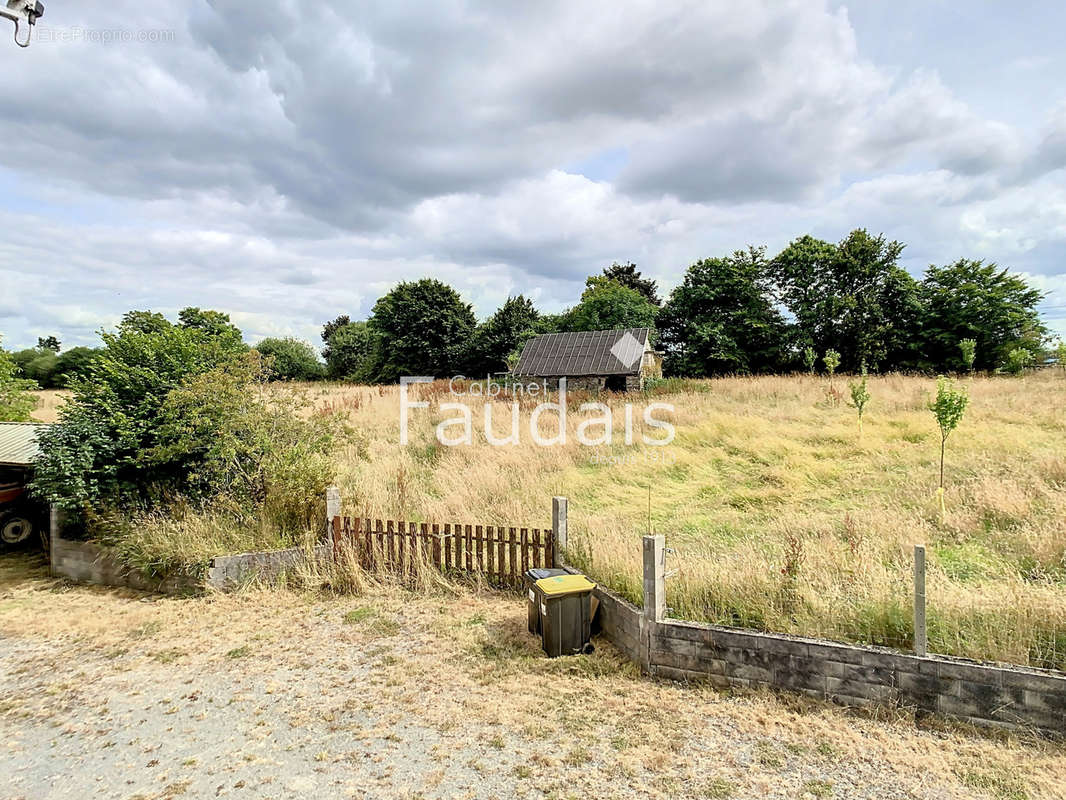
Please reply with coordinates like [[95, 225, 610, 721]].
[[914, 544, 927, 657], [640, 535, 665, 673], [326, 486, 341, 541], [552, 496, 568, 567], [48, 504, 61, 575], [643, 535, 665, 623]]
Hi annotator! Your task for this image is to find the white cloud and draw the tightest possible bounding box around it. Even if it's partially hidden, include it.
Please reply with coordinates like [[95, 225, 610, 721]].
[[1, 0, 1065, 349]]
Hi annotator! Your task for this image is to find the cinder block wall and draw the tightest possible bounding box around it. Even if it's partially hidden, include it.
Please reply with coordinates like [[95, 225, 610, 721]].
[[51, 536, 330, 595], [590, 583, 1066, 736], [50, 537, 200, 595]]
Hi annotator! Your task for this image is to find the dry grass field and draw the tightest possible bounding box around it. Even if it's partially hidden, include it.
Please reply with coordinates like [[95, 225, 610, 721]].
[[28, 371, 1066, 669], [2, 553, 1064, 800], [28, 388, 67, 423], [300, 371, 1066, 670]]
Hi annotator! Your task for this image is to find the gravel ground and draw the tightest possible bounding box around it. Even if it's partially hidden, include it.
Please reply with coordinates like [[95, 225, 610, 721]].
[[1, 554, 1063, 800]]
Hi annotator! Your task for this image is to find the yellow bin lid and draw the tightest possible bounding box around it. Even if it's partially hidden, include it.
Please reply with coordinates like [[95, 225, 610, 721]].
[[535, 574, 596, 597]]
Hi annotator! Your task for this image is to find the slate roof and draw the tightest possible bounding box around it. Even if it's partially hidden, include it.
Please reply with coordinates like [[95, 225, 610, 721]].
[[513, 329, 650, 377], [0, 422, 49, 466]]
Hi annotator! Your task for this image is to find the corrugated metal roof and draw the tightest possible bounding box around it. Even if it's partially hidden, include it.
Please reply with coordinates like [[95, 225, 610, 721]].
[[0, 422, 50, 466], [514, 328, 650, 377]]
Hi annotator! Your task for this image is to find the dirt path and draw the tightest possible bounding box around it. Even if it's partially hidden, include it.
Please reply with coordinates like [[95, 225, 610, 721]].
[[1, 554, 1063, 799]]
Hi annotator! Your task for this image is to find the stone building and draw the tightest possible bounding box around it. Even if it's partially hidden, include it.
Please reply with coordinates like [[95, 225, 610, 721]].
[[512, 328, 663, 392]]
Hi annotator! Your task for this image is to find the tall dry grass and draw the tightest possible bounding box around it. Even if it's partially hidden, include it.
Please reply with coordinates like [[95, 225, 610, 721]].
[[29, 389, 69, 423], [183, 373, 1066, 667]]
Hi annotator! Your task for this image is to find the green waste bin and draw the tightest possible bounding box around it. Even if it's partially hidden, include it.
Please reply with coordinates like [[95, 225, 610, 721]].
[[525, 568, 568, 634], [534, 573, 596, 657]]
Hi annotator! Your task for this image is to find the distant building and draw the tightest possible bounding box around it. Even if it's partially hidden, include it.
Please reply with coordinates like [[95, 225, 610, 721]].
[[512, 328, 663, 392]]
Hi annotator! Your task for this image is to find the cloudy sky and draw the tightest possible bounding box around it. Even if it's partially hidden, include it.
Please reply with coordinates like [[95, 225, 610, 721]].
[[2, 0, 1065, 351]]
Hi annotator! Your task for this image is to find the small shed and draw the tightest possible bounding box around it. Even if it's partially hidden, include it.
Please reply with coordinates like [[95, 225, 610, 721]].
[[0, 422, 47, 469], [512, 328, 663, 392], [0, 422, 51, 548]]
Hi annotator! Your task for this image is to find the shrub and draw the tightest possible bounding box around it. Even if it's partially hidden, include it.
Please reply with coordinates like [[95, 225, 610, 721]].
[[803, 346, 817, 375], [1001, 347, 1033, 376], [822, 349, 841, 378], [254, 337, 324, 381], [33, 312, 250, 511], [0, 337, 38, 421], [959, 338, 976, 374]]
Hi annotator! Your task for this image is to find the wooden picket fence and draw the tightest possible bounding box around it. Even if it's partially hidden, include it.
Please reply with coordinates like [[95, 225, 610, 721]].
[[329, 516, 555, 587]]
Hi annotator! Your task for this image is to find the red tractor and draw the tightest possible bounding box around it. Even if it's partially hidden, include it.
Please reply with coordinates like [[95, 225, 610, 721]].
[[0, 468, 47, 550]]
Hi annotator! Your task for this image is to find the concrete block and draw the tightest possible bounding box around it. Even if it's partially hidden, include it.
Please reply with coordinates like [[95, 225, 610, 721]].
[[938, 660, 1003, 685], [1023, 690, 1066, 715], [999, 669, 1066, 695], [826, 677, 899, 704], [956, 681, 1026, 713], [773, 668, 827, 695], [724, 662, 773, 683], [837, 662, 896, 685], [807, 642, 864, 665]]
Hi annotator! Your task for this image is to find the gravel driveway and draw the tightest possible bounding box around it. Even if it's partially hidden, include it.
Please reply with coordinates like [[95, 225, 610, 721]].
[[1, 554, 1063, 799]]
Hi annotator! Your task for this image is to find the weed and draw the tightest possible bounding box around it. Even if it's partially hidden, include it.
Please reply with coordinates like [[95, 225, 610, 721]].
[[954, 765, 1028, 800], [703, 777, 735, 798], [802, 779, 833, 798]]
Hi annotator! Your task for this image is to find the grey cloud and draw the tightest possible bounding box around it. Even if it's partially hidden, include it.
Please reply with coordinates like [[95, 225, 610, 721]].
[[1, 0, 1065, 349]]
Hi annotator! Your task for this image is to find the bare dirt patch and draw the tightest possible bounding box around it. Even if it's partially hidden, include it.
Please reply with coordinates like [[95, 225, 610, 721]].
[[1, 554, 1063, 799]]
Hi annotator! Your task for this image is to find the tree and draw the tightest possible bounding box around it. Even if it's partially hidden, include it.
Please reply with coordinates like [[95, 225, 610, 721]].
[[466, 295, 540, 375], [177, 307, 245, 351], [959, 339, 977, 375], [562, 277, 658, 334], [254, 337, 324, 381], [1001, 347, 1033, 376], [322, 321, 372, 381], [848, 365, 871, 437], [37, 336, 60, 352], [32, 312, 249, 511], [919, 259, 1047, 372], [0, 337, 38, 421], [770, 230, 922, 371], [929, 376, 969, 521], [656, 247, 788, 376], [1055, 339, 1066, 375], [53, 347, 100, 387], [597, 262, 660, 305], [823, 349, 841, 382], [16, 348, 59, 388], [363, 279, 477, 382], [803, 347, 817, 375], [321, 315, 351, 359]]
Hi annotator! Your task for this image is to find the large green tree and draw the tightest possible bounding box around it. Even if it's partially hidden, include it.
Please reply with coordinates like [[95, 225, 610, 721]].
[[466, 295, 540, 375], [918, 259, 1047, 371], [597, 262, 660, 305], [53, 347, 100, 387], [254, 337, 324, 381], [657, 247, 788, 375], [12, 347, 59, 387], [177, 307, 245, 350], [363, 279, 476, 381], [562, 277, 658, 333], [770, 230, 922, 371], [322, 320, 372, 381]]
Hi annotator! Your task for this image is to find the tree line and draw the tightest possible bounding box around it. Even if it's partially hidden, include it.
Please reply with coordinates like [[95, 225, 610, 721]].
[[1, 228, 1057, 389], [318, 229, 1054, 381]]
